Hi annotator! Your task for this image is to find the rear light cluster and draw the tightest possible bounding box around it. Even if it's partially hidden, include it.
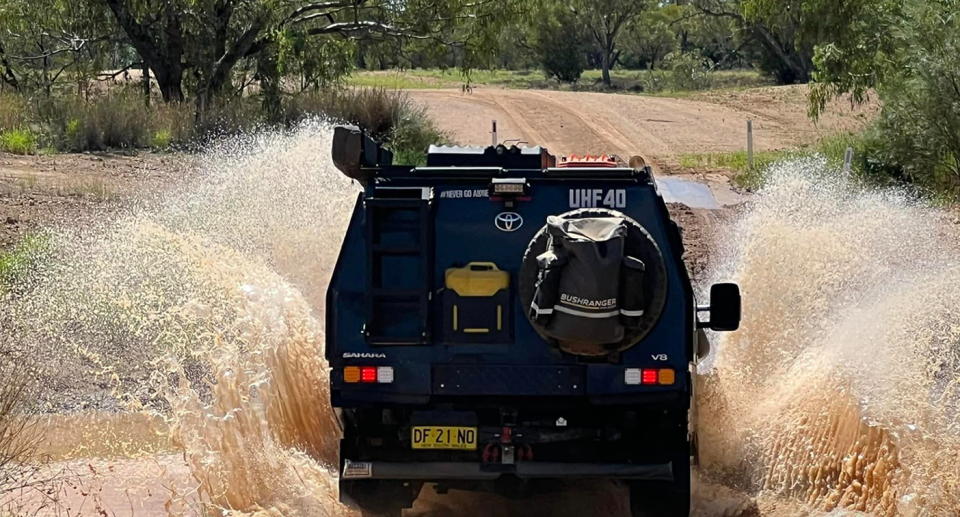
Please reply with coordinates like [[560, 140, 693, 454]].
[[344, 366, 394, 384], [624, 368, 675, 386]]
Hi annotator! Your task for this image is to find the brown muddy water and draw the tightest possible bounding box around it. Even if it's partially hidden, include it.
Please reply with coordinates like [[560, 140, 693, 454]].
[[1, 125, 958, 516]]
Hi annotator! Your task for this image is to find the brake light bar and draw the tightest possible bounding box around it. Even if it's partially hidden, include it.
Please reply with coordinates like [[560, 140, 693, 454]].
[[344, 366, 394, 384], [624, 368, 675, 386]]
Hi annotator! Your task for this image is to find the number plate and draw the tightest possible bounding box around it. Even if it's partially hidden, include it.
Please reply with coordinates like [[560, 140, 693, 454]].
[[411, 426, 478, 450]]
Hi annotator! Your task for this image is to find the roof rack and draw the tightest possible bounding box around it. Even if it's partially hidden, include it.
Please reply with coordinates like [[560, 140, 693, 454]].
[[426, 144, 556, 169]]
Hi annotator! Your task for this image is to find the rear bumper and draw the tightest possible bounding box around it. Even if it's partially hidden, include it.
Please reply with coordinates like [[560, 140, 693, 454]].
[[343, 460, 675, 481], [331, 390, 687, 408]]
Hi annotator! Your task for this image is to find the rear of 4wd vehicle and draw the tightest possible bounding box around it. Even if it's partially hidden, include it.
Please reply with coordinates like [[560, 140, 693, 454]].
[[325, 126, 741, 517]]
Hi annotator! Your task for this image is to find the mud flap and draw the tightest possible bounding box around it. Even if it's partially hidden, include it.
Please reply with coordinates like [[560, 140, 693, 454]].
[[696, 328, 711, 360], [340, 479, 423, 515]]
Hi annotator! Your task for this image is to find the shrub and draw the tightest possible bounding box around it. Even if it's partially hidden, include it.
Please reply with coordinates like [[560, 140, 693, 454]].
[[192, 98, 265, 142], [0, 129, 38, 155], [663, 51, 714, 91], [0, 237, 44, 491], [0, 93, 29, 133], [152, 129, 172, 149], [40, 89, 158, 151], [65, 119, 82, 151], [286, 88, 404, 140], [286, 88, 446, 165], [389, 104, 449, 166], [0, 86, 446, 161], [533, 7, 588, 83], [811, 0, 960, 199], [0, 234, 49, 295]]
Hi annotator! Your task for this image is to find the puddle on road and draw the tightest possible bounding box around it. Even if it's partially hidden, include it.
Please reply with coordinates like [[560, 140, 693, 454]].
[[657, 175, 747, 209]]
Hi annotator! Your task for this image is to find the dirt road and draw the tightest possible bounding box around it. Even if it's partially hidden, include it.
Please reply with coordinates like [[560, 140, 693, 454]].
[[408, 86, 876, 163]]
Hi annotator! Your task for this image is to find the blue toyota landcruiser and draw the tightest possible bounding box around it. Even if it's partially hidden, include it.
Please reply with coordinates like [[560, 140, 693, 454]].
[[325, 126, 741, 517]]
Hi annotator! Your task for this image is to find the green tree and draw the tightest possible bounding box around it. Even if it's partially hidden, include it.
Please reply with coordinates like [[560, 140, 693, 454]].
[[806, 0, 901, 114], [532, 4, 588, 82], [694, 0, 815, 83], [100, 0, 521, 105], [812, 0, 960, 189], [0, 0, 115, 95], [623, 8, 678, 69], [676, 4, 740, 66], [571, 0, 651, 88]]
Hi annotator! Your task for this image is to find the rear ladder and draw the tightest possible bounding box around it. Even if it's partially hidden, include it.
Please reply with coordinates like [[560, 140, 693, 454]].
[[364, 186, 433, 344]]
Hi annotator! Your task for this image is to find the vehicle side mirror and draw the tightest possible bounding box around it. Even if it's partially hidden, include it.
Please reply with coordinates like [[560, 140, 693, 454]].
[[697, 283, 741, 331]]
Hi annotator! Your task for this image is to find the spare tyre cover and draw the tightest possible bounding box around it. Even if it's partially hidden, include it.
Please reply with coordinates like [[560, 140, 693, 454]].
[[519, 209, 669, 356], [530, 216, 627, 345]]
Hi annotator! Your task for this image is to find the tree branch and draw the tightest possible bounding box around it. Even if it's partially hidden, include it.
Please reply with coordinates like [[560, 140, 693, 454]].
[[287, 6, 352, 26], [0, 37, 20, 90], [202, 15, 270, 99], [695, 2, 745, 23], [97, 62, 144, 80], [103, 0, 164, 69], [306, 21, 428, 39], [280, 1, 356, 26], [6, 35, 112, 61]]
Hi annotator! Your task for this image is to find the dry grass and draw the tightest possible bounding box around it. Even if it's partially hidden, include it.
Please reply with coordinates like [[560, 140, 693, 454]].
[[65, 178, 119, 202], [285, 88, 448, 164], [0, 344, 42, 497], [0, 95, 29, 133], [0, 87, 445, 162]]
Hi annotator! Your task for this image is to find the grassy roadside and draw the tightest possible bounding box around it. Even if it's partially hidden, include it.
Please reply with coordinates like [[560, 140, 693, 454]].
[[674, 132, 960, 202], [0, 88, 446, 164], [677, 133, 870, 190], [0, 234, 49, 295], [347, 68, 773, 96]]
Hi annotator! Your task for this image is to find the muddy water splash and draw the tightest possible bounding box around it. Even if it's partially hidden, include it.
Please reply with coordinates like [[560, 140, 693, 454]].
[[699, 158, 960, 516], [6, 129, 960, 516], [1, 122, 357, 515]]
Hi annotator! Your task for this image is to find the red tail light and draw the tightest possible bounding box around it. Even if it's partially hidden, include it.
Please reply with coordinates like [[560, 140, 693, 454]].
[[641, 369, 659, 385], [360, 367, 377, 383], [625, 368, 676, 386]]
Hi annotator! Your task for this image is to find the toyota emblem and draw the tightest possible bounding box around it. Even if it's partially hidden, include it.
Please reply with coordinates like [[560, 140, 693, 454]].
[[495, 212, 523, 232]]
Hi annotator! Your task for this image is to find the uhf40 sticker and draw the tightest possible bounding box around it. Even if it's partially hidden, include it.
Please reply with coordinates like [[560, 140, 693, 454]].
[[569, 189, 627, 209]]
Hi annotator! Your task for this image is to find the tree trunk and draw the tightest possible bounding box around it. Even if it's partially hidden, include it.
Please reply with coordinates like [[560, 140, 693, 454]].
[[142, 61, 151, 106], [195, 12, 267, 115], [358, 49, 367, 70], [105, 0, 186, 103], [601, 50, 612, 88], [154, 65, 185, 103], [0, 38, 19, 91], [751, 24, 810, 83]]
